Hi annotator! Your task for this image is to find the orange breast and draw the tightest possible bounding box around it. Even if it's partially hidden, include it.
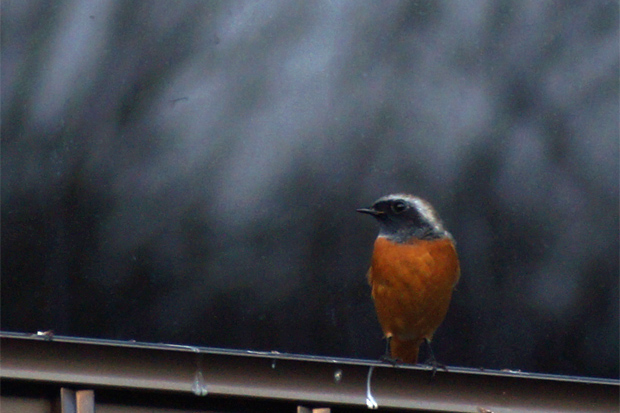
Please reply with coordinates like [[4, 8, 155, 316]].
[[368, 236, 460, 342]]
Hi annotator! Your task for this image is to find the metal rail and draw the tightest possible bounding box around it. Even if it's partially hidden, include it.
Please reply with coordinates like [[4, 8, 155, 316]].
[[1, 332, 618, 412]]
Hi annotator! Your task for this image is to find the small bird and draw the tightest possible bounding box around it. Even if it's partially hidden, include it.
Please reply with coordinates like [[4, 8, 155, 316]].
[[358, 194, 460, 365]]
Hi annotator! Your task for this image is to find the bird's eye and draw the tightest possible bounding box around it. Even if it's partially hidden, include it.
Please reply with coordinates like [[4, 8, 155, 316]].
[[391, 201, 407, 214]]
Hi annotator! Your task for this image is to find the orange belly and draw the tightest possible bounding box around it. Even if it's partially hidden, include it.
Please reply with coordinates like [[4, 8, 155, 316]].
[[368, 236, 460, 362]]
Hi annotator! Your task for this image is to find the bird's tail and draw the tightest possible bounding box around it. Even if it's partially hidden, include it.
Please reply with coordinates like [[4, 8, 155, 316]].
[[390, 337, 422, 364]]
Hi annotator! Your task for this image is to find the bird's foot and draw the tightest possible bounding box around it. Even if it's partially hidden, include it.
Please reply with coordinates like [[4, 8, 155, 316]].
[[423, 356, 449, 378], [379, 354, 401, 366], [422, 338, 448, 380]]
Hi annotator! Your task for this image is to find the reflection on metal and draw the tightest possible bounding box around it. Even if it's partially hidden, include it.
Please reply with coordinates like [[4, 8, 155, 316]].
[[298, 407, 331, 413], [1, 332, 618, 412]]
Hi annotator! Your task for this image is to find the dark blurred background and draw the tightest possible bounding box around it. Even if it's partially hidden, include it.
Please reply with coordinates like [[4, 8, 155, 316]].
[[2, 0, 618, 379]]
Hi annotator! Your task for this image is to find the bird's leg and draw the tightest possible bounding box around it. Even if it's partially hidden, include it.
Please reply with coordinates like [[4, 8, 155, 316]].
[[423, 338, 448, 378], [384, 335, 390, 357], [379, 336, 399, 366]]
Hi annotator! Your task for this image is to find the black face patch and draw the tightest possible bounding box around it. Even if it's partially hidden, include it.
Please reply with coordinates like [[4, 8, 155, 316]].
[[370, 197, 442, 242], [372, 199, 410, 215], [373, 199, 423, 226]]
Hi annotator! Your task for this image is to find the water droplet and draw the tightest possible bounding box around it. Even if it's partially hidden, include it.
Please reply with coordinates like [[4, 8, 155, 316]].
[[333, 369, 343, 383], [192, 371, 208, 396], [366, 366, 378, 409]]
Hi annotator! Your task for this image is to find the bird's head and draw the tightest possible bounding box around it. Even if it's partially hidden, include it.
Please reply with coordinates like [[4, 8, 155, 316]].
[[357, 194, 451, 243]]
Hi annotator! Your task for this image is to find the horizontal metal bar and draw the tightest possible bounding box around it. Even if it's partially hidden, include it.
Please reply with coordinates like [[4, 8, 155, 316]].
[[1, 332, 618, 412]]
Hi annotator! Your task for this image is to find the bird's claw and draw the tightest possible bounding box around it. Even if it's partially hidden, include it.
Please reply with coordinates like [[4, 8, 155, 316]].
[[379, 354, 400, 366]]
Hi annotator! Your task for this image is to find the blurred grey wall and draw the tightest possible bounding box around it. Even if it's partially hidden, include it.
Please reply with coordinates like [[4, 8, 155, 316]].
[[2, 0, 618, 378]]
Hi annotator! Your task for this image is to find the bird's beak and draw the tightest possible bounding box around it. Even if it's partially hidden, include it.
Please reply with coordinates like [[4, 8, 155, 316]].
[[357, 207, 382, 216]]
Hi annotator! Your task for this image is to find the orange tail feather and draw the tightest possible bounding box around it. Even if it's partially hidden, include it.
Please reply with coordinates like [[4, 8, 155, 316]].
[[390, 337, 422, 364]]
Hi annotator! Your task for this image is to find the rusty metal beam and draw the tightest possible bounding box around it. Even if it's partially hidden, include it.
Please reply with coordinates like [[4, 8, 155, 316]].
[[1, 332, 618, 412]]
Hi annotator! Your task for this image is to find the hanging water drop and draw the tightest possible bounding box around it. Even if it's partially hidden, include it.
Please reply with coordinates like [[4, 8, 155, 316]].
[[192, 370, 208, 396]]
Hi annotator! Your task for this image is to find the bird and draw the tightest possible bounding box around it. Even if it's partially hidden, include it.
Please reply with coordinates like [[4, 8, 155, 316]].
[[357, 194, 460, 365]]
